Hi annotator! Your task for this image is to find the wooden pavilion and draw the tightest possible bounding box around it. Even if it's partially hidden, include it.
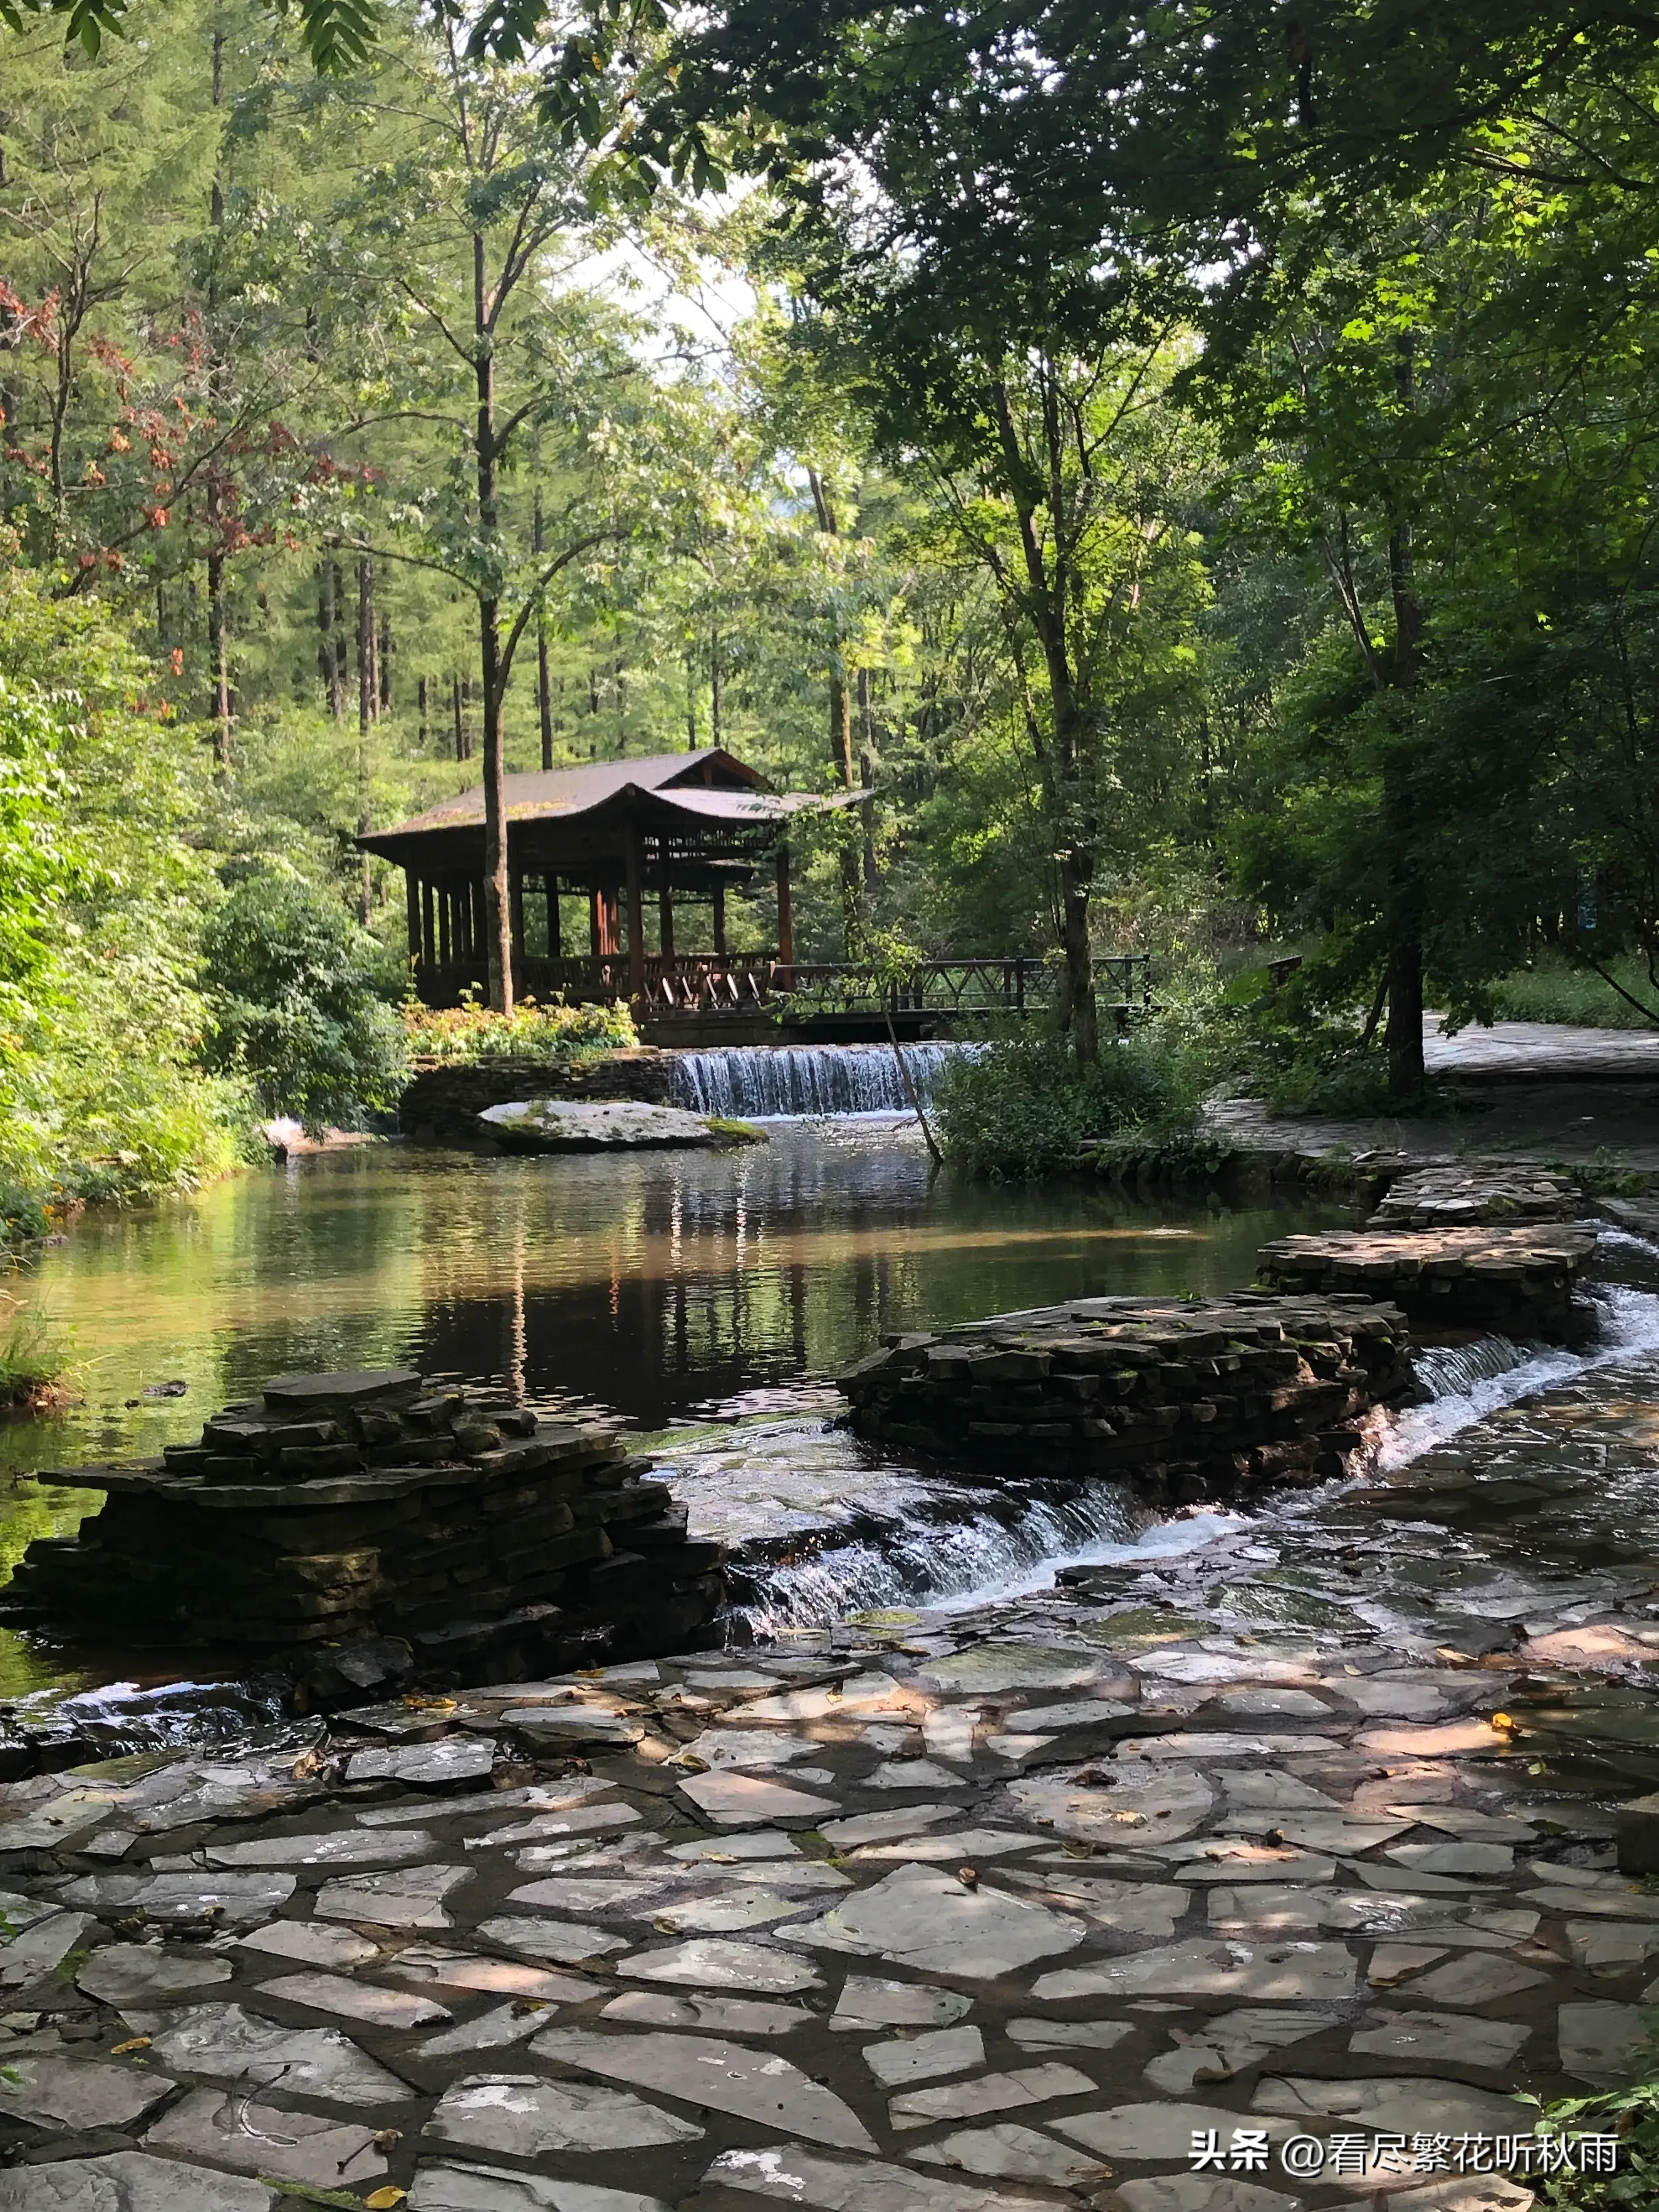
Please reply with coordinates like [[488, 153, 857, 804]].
[[359, 748, 863, 1015]]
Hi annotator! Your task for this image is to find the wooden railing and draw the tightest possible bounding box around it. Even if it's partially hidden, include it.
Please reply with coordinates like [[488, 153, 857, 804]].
[[413, 952, 1151, 1021]]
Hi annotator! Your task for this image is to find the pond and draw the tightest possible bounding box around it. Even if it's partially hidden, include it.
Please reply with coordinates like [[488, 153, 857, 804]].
[[0, 1126, 1351, 1701]]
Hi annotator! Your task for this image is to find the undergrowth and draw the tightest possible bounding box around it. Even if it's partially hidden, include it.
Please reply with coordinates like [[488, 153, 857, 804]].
[[0, 1296, 72, 1413], [1531, 2039, 1659, 2209], [934, 1031, 1201, 1179], [1491, 952, 1659, 1032], [405, 994, 639, 1064]]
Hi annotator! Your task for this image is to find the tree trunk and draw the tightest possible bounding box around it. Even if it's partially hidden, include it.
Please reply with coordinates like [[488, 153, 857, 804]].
[[357, 556, 375, 924], [989, 376, 1098, 1061], [472, 228, 514, 1016], [534, 489, 555, 770], [1380, 337, 1426, 1096], [207, 550, 232, 772]]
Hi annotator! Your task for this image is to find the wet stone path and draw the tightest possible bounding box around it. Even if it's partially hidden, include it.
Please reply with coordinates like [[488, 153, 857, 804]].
[[6, 1365, 1659, 2211]]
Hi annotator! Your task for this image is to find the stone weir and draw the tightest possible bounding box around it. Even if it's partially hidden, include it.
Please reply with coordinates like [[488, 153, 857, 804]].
[[5, 1369, 724, 1692], [838, 1292, 1414, 1503]]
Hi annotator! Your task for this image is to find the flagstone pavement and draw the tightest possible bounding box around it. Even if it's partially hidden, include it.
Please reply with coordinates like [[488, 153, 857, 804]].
[[2, 1401, 1658, 2212]]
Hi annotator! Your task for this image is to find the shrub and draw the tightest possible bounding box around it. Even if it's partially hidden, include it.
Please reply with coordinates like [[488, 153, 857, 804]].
[[934, 1032, 1201, 1179], [0, 564, 250, 1215], [404, 994, 638, 1064], [201, 866, 410, 1130]]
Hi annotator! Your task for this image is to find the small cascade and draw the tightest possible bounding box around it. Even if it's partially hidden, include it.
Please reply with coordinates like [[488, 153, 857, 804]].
[[1413, 1334, 1532, 1401], [727, 1482, 1143, 1635], [669, 1041, 974, 1119], [1376, 1284, 1659, 1470]]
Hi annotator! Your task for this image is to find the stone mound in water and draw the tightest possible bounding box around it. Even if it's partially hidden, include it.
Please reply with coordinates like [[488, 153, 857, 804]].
[[1368, 1161, 1581, 1229], [839, 1292, 1414, 1503], [7, 1368, 724, 1690], [479, 1098, 766, 1150], [1258, 1222, 1598, 1340]]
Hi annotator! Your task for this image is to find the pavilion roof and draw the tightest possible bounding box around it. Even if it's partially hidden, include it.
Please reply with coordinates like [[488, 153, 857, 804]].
[[359, 746, 866, 864]]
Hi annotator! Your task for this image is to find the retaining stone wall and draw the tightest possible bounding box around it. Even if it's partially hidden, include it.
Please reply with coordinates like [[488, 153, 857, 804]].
[[399, 1050, 674, 1139]]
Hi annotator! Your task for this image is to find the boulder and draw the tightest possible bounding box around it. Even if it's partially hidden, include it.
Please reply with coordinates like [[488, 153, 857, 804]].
[[479, 1099, 765, 1152]]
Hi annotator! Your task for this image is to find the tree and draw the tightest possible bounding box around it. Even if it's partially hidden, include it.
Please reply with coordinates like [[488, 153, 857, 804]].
[[322, 29, 648, 1010]]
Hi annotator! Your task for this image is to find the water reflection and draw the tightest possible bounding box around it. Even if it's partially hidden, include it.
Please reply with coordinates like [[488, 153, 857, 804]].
[[5, 1128, 1350, 1457]]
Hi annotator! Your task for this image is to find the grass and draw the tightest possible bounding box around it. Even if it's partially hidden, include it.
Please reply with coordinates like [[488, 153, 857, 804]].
[[1490, 952, 1659, 1031], [0, 1297, 74, 1414]]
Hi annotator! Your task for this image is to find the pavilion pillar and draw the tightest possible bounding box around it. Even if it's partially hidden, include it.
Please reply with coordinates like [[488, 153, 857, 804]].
[[438, 884, 452, 966], [509, 867, 526, 991], [405, 873, 421, 969], [421, 879, 436, 974], [603, 885, 620, 956], [625, 822, 646, 1000], [589, 888, 602, 957], [658, 885, 675, 962], [775, 843, 794, 968], [547, 877, 562, 958], [712, 884, 726, 957]]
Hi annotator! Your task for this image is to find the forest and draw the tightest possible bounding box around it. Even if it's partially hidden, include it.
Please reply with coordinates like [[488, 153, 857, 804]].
[[4, 0, 1659, 1214]]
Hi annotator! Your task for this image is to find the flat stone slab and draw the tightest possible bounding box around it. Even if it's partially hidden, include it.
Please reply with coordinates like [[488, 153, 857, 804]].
[[703, 2143, 1059, 2212], [314, 1862, 473, 1928], [862, 2024, 984, 2086], [425, 2072, 704, 2155], [388, 1945, 602, 2002], [1252, 2074, 1536, 2134], [831, 1976, 975, 2033], [205, 1824, 437, 1867], [535, 2027, 877, 2151], [481, 1099, 763, 1151], [889, 2060, 1094, 2130], [616, 1938, 823, 1994], [149, 2001, 416, 2104], [1349, 2007, 1528, 2068], [0, 2050, 176, 2132], [410, 2162, 674, 2212], [235, 1921, 382, 1969], [145, 2084, 390, 2189], [75, 1942, 234, 2007], [782, 1863, 1087, 1979], [1006, 1765, 1214, 1845], [1033, 1938, 1356, 2004], [0, 2152, 277, 2211], [258, 1968, 453, 2028], [346, 1741, 499, 1788], [912, 2121, 1114, 2187], [1559, 1998, 1650, 2080], [475, 1914, 628, 1963], [59, 1869, 297, 1925], [603, 1990, 812, 2036], [677, 1771, 841, 1827], [918, 1647, 1130, 1697]]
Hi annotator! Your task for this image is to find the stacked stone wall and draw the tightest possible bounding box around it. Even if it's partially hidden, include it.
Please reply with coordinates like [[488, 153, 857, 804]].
[[839, 1292, 1414, 1504], [7, 1369, 723, 1688]]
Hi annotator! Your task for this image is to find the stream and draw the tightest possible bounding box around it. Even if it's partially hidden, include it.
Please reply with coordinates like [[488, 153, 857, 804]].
[[1, 1109, 1655, 1758]]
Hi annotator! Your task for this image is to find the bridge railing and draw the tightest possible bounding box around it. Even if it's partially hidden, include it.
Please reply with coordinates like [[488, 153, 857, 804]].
[[413, 952, 1151, 1020]]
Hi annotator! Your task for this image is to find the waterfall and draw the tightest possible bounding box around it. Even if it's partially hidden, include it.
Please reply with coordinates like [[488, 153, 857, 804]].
[[669, 1041, 976, 1118]]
